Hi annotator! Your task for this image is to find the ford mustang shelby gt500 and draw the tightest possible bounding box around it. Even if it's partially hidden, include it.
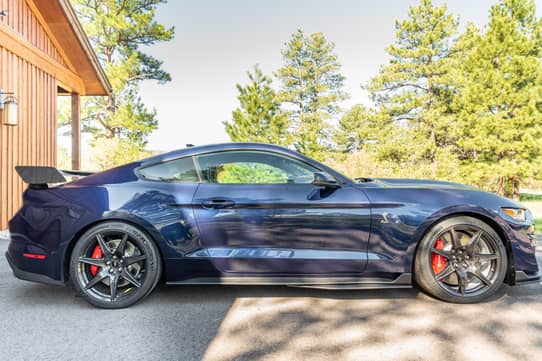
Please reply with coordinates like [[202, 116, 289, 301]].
[[5, 143, 540, 308]]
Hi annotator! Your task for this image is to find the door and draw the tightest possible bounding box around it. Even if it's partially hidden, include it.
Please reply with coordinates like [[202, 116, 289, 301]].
[[190, 150, 371, 275]]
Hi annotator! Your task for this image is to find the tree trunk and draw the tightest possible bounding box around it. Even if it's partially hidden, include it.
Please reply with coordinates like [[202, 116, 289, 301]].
[[496, 176, 505, 196], [512, 176, 520, 201]]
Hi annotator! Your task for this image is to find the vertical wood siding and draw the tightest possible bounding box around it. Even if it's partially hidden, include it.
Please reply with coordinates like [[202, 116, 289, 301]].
[[0, 48, 57, 229], [0, 0, 65, 64], [0, 0, 59, 229]]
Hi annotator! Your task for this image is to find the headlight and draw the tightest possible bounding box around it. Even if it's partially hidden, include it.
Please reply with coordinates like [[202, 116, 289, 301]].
[[501, 207, 527, 222]]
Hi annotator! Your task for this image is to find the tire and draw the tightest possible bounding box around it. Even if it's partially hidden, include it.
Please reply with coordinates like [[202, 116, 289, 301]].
[[70, 221, 162, 309], [414, 216, 507, 303]]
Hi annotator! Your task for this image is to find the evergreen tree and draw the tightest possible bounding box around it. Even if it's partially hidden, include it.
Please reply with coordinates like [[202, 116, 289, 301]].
[[335, 105, 374, 153], [69, 0, 174, 147], [277, 29, 346, 160], [335, 105, 415, 164], [453, 0, 542, 198], [224, 65, 290, 145], [362, 0, 460, 177]]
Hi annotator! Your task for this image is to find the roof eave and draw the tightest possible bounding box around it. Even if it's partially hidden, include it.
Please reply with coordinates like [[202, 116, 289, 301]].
[[57, 0, 112, 96]]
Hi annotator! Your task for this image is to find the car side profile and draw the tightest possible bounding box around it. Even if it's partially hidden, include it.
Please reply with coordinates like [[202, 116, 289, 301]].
[[5, 143, 540, 308]]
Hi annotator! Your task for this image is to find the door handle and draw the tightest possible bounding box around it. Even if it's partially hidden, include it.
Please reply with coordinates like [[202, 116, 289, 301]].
[[201, 198, 236, 209]]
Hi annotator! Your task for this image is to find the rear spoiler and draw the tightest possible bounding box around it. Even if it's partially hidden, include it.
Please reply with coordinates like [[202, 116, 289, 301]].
[[15, 166, 94, 189]]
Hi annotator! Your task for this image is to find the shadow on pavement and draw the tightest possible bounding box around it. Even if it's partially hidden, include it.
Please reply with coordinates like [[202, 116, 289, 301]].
[[198, 282, 542, 361]]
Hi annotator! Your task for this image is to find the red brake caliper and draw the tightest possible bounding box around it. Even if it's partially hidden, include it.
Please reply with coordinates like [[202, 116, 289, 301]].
[[90, 245, 103, 276], [432, 238, 447, 275]]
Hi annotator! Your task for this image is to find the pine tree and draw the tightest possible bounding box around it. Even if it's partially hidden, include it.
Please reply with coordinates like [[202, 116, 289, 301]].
[[335, 105, 372, 153], [277, 30, 346, 160], [363, 0, 460, 177], [224, 65, 290, 146], [69, 0, 174, 147], [453, 0, 542, 198], [335, 105, 414, 164]]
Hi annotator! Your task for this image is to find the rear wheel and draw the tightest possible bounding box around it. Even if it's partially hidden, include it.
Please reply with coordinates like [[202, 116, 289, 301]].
[[70, 222, 161, 309], [414, 216, 507, 303]]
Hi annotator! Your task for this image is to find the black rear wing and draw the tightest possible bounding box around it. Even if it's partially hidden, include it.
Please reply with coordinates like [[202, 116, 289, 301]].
[[60, 169, 95, 177], [15, 166, 94, 189]]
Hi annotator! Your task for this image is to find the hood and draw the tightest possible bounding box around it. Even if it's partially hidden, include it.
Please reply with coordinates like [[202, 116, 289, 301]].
[[361, 178, 476, 190], [356, 177, 525, 211]]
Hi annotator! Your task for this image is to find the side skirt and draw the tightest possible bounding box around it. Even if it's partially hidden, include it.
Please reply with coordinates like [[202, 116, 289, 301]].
[[514, 271, 542, 285], [167, 273, 412, 290]]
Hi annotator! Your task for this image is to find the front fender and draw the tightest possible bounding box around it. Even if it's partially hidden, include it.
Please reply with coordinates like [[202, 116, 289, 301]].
[[404, 205, 537, 279]]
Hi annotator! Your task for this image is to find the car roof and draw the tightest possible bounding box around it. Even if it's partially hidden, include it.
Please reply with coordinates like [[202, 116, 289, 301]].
[[141, 142, 303, 165]]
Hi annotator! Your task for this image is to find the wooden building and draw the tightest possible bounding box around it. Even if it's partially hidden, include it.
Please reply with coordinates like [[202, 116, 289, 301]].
[[0, 0, 111, 229]]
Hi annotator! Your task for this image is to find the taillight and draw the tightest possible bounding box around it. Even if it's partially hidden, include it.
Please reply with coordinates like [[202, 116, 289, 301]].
[[23, 253, 47, 260]]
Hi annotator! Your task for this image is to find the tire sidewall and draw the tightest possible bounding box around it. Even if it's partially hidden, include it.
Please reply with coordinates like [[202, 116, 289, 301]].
[[69, 221, 161, 309]]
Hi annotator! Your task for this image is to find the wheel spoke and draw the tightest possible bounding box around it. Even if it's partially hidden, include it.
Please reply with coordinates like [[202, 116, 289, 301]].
[[116, 234, 129, 257], [79, 257, 106, 267], [449, 229, 461, 249], [122, 270, 142, 288], [477, 253, 499, 263], [85, 273, 107, 290], [435, 264, 455, 280], [456, 269, 468, 295], [431, 248, 451, 259], [96, 234, 113, 255], [470, 270, 491, 286], [110, 274, 119, 302], [123, 254, 147, 265], [467, 230, 483, 251]]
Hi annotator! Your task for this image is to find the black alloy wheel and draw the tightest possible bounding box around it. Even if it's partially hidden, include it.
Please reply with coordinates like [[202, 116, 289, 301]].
[[415, 216, 507, 303], [70, 222, 161, 309]]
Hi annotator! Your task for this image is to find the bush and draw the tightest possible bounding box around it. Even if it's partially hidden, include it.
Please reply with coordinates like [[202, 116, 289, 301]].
[[84, 138, 152, 171]]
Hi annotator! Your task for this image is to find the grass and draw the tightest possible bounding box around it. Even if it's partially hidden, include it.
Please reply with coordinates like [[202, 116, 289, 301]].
[[521, 193, 542, 202]]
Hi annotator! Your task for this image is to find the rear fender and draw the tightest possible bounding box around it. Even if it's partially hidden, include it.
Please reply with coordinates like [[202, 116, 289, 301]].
[[61, 211, 171, 282]]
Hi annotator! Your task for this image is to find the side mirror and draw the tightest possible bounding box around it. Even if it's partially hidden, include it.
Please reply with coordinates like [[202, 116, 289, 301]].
[[312, 172, 340, 189]]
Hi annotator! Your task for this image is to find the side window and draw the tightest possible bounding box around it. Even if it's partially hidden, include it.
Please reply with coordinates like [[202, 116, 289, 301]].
[[195, 151, 318, 184], [139, 157, 199, 183]]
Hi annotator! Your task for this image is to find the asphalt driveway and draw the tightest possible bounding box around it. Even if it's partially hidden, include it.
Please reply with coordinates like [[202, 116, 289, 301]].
[[0, 237, 541, 361]]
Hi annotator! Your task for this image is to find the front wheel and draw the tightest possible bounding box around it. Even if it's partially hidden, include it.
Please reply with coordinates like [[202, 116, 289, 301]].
[[70, 222, 162, 309], [414, 216, 507, 303]]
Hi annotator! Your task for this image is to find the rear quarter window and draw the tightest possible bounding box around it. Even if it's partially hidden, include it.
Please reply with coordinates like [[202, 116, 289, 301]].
[[139, 157, 199, 183]]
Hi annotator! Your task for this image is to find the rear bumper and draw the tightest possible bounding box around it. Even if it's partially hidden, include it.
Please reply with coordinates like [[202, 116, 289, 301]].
[[514, 270, 542, 285], [5, 251, 64, 286]]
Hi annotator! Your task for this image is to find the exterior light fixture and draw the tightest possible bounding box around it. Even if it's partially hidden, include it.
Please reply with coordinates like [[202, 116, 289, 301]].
[[0, 90, 18, 126], [0, 10, 8, 17]]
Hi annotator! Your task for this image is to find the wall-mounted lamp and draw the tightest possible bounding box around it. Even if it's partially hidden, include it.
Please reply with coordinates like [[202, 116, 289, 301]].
[[0, 10, 8, 17], [0, 90, 18, 126]]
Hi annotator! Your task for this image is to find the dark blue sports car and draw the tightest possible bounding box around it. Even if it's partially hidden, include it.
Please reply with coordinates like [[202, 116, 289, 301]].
[[5, 143, 540, 308]]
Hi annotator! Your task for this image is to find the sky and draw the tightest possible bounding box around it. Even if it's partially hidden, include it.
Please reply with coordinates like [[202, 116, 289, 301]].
[[137, 0, 542, 152]]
